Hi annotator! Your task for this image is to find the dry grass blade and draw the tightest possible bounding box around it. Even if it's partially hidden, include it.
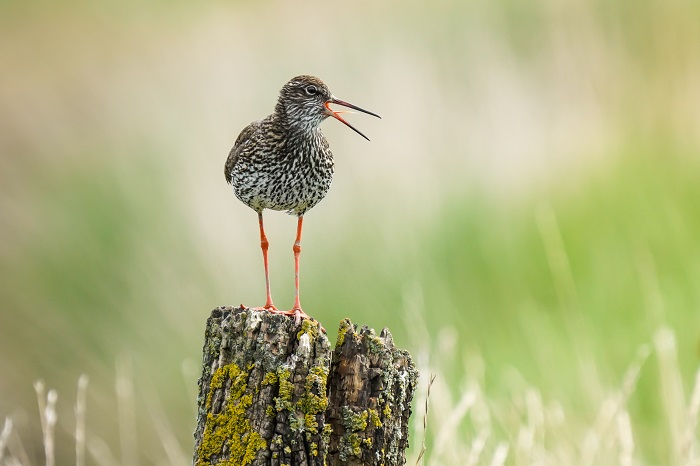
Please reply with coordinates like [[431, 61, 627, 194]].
[[433, 384, 478, 460], [654, 327, 686, 464], [0, 417, 13, 462], [415, 373, 436, 466], [87, 436, 121, 466], [490, 441, 509, 466], [116, 356, 138, 466], [75, 374, 89, 466], [33, 381, 57, 466], [582, 344, 649, 466], [44, 390, 57, 466], [682, 368, 700, 464], [6, 428, 31, 466], [33, 381, 46, 438], [615, 410, 634, 466], [465, 429, 490, 466], [143, 387, 188, 466]]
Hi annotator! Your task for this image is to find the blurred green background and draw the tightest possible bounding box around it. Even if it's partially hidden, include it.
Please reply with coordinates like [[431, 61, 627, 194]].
[[2, 0, 700, 464]]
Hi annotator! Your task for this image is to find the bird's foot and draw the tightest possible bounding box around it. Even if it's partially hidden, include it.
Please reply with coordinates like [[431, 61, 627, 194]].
[[288, 308, 326, 333], [246, 305, 325, 333], [291, 307, 310, 325], [262, 307, 310, 321], [250, 303, 281, 313]]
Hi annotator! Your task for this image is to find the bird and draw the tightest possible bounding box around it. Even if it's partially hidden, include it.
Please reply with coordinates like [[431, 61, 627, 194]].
[[225, 75, 380, 321]]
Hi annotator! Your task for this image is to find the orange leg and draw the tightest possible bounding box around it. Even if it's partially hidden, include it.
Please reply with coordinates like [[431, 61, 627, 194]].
[[257, 212, 277, 311], [291, 216, 310, 321]]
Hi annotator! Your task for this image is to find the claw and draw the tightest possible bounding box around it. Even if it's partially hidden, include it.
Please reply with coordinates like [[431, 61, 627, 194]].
[[248, 305, 324, 332], [292, 307, 311, 323], [251, 304, 282, 313]]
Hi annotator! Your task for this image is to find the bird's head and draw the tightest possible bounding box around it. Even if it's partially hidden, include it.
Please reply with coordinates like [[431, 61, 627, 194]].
[[276, 75, 380, 141]]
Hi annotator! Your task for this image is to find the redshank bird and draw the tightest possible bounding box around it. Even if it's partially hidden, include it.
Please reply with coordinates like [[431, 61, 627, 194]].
[[225, 75, 380, 320]]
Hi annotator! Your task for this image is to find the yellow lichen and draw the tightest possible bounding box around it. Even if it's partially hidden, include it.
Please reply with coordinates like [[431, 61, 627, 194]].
[[368, 408, 383, 428], [336, 319, 352, 348], [338, 406, 382, 461], [383, 403, 392, 418], [262, 371, 278, 386], [272, 364, 329, 436], [275, 368, 294, 412], [305, 413, 318, 432], [195, 363, 267, 466], [297, 318, 319, 340], [366, 332, 385, 354], [339, 432, 362, 460], [296, 365, 329, 434], [343, 408, 368, 432]]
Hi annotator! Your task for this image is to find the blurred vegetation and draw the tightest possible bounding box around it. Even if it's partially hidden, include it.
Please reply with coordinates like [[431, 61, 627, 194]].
[[1, 0, 700, 464]]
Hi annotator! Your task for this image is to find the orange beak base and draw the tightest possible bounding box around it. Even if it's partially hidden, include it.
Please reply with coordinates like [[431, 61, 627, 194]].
[[324, 98, 381, 141]]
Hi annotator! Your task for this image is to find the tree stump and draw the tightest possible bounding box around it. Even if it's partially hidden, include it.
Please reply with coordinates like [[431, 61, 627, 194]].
[[326, 319, 418, 466], [193, 307, 418, 466]]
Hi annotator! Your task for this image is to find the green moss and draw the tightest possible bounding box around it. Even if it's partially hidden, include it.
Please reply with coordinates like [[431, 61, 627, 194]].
[[338, 407, 367, 460], [368, 408, 382, 428], [336, 319, 352, 348], [308, 364, 328, 382], [206, 335, 221, 360], [297, 318, 320, 340], [262, 371, 278, 386], [253, 353, 331, 462], [342, 407, 368, 432], [296, 365, 329, 434], [289, 413, 303, 431], [383, 403, 392, 418], [305, 413, 318, 432], [272, 363, 329, 436], [339, 432, 362, 460], [275, 368, 294, 412], [196, 363, 267, 466], [337, 406, 384, 461], [366, 332, 385, 354], [323, 424, 333, 436]]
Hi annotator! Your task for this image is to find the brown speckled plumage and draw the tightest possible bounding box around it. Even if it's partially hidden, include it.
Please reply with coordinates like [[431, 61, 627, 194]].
[[224, 75, 379, 317], [226, 76, 336, 216]]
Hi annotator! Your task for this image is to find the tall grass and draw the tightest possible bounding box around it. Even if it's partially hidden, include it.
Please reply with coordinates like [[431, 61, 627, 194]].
[[1, 325, 698, 465]]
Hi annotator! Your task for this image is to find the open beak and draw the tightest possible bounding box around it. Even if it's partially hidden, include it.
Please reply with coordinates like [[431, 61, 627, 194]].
[[325, 97, 381, 141]]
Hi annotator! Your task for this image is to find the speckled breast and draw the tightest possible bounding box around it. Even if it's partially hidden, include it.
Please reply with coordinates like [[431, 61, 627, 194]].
[[232, 147, 335, 216]]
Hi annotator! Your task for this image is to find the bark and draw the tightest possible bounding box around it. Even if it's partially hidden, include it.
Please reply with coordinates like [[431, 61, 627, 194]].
[[326, 319, 419, 466], [193, 307, 417, 466]]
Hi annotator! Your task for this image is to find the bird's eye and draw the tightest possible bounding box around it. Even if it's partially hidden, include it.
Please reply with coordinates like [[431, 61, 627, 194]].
[[305, 85, 318, 96]]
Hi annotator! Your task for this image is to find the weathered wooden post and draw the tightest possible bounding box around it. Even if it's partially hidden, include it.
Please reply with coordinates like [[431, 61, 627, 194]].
[[326, 320, 417, 465], [193, 307, 418, 466]]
